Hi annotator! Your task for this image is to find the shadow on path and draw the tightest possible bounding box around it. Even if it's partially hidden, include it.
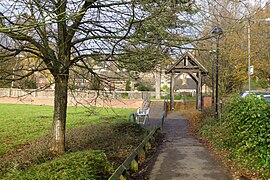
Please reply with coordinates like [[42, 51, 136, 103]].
[[146, 111, 233, 180]]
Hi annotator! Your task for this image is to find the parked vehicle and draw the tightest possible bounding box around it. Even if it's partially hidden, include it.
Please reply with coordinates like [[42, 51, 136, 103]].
[[262, 95, 270, 103], [240, 90, 270, 98]]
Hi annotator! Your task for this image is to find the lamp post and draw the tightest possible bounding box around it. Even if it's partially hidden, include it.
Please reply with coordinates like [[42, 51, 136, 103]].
[[209, 49, 216, 106], [212, 26, 223, 119]]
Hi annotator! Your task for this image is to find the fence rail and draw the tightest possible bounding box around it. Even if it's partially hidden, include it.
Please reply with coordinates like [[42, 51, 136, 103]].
[[108, 128, 160, 180], [0, 88, 155, 100]]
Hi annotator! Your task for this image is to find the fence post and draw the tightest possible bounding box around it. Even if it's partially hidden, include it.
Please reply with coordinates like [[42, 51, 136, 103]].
[[8, 88, 11, 97]]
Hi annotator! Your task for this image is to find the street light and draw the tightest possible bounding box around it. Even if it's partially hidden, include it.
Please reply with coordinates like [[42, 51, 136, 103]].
[[212, 26, 223, 119], [209, 49, 216, 106]]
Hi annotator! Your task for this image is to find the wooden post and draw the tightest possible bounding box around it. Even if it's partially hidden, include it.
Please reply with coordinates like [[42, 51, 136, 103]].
[[138, 149, 146, 163], [170, 72, 174, 111], [119, 175, 126, 180], [131, 159, 138, 172], [197, 71, 202, 111], [146, 142, 152, 151], [189, 73, 200, 111], [165, 53, 207, 112], [196, 80, 198, 110], [8, 88, 11, 97]]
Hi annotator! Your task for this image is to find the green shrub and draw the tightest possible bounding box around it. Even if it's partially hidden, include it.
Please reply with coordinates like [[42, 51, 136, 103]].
[[201, 95, 270, 178], [0, 122, 148, 179], [161, 85, 169, 92], [121, 93, 129, 99], [125, 80, 131, 91], [223, 96, 270, 168], [3, 150, 114, 180], [135, 82, 153, 91]]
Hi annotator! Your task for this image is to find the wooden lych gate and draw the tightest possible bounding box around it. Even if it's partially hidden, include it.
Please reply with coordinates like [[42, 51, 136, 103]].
[[166, 52, 208, 111]]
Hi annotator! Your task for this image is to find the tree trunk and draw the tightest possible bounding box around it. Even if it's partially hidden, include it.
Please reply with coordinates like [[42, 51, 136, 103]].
[[50, 74, 69, 155]]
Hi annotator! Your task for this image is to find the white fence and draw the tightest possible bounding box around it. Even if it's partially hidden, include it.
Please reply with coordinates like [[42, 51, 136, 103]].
[[0, 88, 155, 100]]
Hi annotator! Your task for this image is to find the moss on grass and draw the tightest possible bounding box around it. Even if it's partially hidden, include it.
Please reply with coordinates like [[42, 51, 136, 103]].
[[3, 150, 113, 180], [0, 122, 149, 179]]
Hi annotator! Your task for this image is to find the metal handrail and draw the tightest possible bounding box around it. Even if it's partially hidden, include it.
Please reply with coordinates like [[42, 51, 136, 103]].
[[108, 128, 160, 180], [161, 111, 165, 127], [128, 113, 136, 123], [160, 95, 168, 128], [163, 95, 168, 118], [142, 96, 150, 109]]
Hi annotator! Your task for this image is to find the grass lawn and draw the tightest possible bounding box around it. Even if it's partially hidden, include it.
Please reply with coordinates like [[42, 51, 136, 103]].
[[0, 104, 135, 155]]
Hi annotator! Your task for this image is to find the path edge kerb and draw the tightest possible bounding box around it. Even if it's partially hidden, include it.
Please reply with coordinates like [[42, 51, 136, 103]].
[[108, 127, 161, 180]]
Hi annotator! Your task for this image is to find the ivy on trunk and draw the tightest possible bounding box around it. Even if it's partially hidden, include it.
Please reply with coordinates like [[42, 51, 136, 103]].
[[50, 74, 69, 154]]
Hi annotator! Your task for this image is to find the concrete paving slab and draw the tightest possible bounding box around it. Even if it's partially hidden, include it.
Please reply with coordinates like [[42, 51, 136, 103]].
[[147, 111, 233, 180]]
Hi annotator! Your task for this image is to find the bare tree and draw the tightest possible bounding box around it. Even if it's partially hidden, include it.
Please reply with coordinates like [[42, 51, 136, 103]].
[[0, 0, 138, 155], [195, 0, 269, 93]]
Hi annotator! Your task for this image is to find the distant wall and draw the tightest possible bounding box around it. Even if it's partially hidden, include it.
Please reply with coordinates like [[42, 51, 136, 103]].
[[0, 88, 156, 100]]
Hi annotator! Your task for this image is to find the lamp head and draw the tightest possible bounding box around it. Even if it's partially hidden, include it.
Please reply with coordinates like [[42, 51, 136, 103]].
[[212, 26, 223, 35]]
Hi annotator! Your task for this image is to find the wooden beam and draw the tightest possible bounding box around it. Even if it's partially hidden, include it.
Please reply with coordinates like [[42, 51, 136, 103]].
[[174, 72, 183, 80], [188, 73, 199, 82], [175, 66, 199, 69], [172, 69, 200, 73], [197, 71, 202, 110], [170, 73, 174, 111]]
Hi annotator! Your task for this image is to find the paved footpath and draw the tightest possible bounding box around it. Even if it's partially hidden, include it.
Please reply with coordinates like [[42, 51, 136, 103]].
[[146, 111, 233, 180]]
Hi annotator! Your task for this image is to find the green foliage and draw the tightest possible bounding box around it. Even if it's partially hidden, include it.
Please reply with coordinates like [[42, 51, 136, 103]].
[[135, 82, 154, 91], [200, 96, 270, 178], [66, 122, 149, 155], [3, 150, 114, 180], [242, 80, 269, 91], [19, 78, 37, 89], [0, 122, 148, 178], [125, 80, 131, 91], [257, 80, 269, 89], [174, 94, 183, 100], [161, 85, 169, 92], [118, 0, 197, 73], [222, 96, 270, 172], [119, 45, 167, 72], [89, 77, 102, 90], [121, 93, 129, 99], [0, 80, 12, 88]]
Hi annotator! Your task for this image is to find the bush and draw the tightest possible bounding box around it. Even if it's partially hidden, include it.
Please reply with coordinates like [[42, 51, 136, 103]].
[[0, 122, 149, 179], [200, 95, 270, 178], [3, 150, 113, 180], [125, 80, 131, 91], [222, 96, 270, 169], [135, 82, 154, 91]]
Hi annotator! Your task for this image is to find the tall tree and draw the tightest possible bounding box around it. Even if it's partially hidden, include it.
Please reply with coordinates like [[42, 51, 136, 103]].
[[118, 0, 197, 98], [248, 4, 270, 88], [195, 0, 268, 94], [0, 0, 138, 155]]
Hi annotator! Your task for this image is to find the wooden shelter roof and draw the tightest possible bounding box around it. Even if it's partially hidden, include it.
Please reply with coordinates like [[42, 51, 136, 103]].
[[166, 52, 208, 75]]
